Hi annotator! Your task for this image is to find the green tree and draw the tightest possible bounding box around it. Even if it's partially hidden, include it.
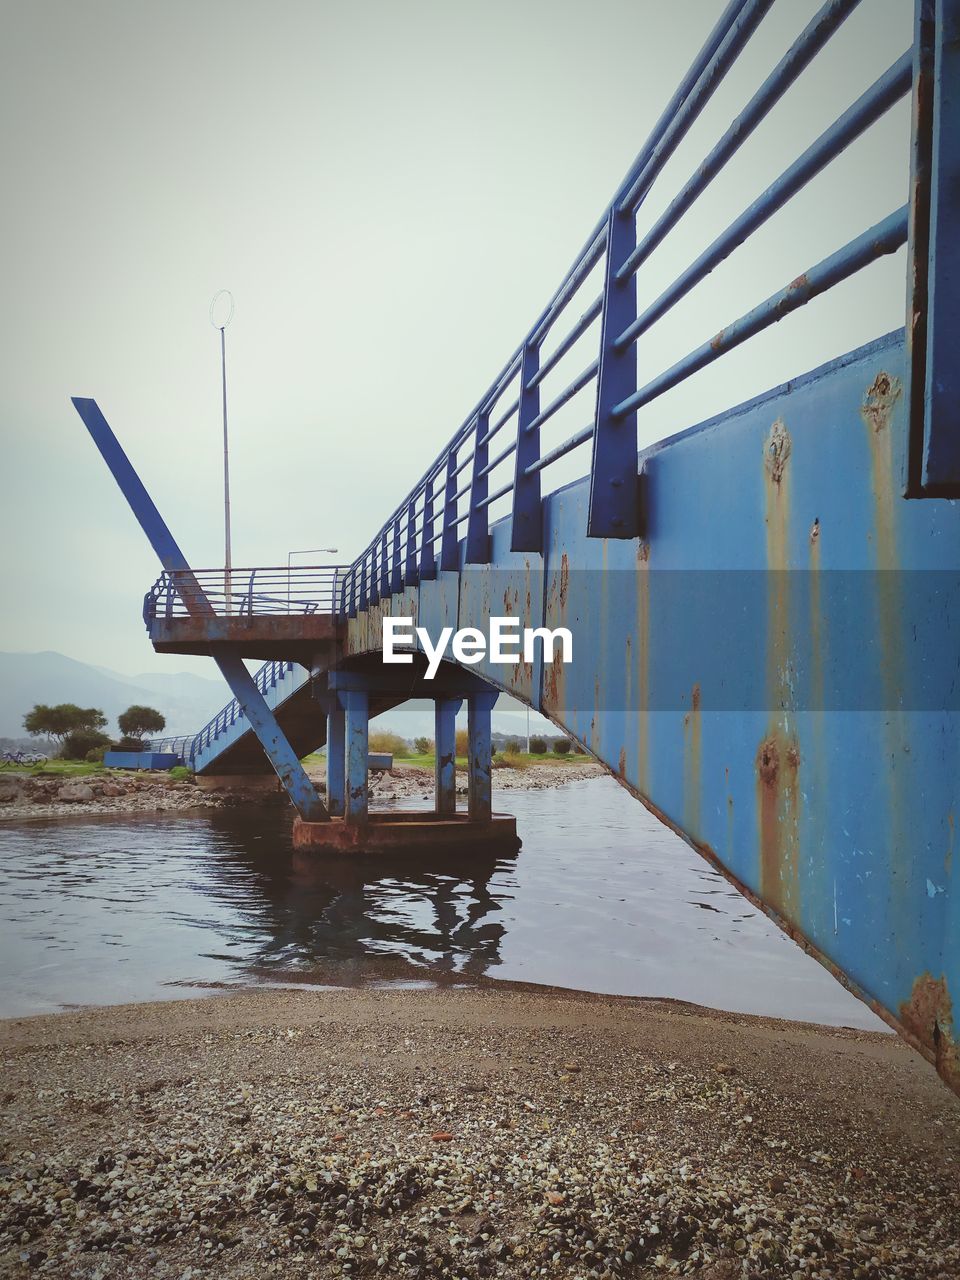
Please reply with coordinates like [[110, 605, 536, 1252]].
[[117, 705, 166, 746], [414, 736, 433, 755], [529, 736, 547, 755], [23, 704, 106, 749], [554, 738, 572, 754]]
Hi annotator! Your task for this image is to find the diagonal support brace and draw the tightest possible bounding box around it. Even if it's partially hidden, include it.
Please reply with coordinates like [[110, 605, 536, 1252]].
[[71, 396, 328, 822]]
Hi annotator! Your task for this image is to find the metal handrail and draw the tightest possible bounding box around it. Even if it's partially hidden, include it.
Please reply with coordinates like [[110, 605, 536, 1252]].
[[336, 0, 915, 606], [144, 565, 351, 624]]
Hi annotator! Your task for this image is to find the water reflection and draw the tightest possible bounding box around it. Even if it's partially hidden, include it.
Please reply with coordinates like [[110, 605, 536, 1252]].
[[0, 778, 887, 1030]]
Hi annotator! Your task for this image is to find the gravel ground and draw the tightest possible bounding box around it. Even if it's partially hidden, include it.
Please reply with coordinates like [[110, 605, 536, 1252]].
[[0, 775, 227, 823], [1, 986, 957, 1280], [363, 763, 604, 804], [0, 762, 601, 824]]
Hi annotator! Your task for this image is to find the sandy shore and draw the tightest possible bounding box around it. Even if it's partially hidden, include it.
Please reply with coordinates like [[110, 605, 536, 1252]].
[[1, 986, 957, 1279]]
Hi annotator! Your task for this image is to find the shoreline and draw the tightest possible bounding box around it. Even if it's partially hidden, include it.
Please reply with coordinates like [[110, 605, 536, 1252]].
[[0, 761, 604, 824], [1, 985, 957, 1278]]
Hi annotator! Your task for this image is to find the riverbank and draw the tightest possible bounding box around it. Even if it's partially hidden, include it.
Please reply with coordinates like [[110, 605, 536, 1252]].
[[1, 987, 957, 1280], [0, 760, 604, 823]]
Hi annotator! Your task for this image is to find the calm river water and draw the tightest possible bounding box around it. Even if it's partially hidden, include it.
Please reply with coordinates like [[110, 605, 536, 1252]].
[[0, 776, 884, 1028]]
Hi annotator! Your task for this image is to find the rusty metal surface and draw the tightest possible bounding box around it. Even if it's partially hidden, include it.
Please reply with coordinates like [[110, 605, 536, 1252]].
[[345, 331, 960, 1095]]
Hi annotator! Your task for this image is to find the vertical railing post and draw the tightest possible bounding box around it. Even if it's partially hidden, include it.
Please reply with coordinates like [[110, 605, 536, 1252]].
[[907, 0, 960, 494], [511, 342, 542, 553], [420, 476, 437, 581], [404, 498, 419, 586], [379, 528, 390, 601], [390, 514, 402, 595], [465, 411, 491, 563], [359, 552, 369, 612], [589, 205, 640, 536], [440, 450, 460, 572], [434, 695, 462, 816]]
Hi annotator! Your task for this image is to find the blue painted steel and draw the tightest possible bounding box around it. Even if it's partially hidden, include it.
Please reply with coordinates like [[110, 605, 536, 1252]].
[[612, 208, 909, 419], [419, 473, 437, 580], [467, 691, 497, 820], [465, 411, 490, 563], [617, 0, 771, 215], [617, 0, 862, 282], [510, 342, 542, 552], [614, 53, 912, 349], [435, 696, 460, 816], [440, 451, 459, 571], [71, 399, 327, 822], [104, 751, 180, 771], [326, 699, 345, 817], [343, 690, 369, 823], [919, 0, 960, 489], [589, 207, 639, 537], [343, 332, 960, 1093]]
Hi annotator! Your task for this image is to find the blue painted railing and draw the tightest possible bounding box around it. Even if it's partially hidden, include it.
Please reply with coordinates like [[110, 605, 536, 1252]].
[[148, 659, 305, 769], [335, 0, 927, 610], [143, 565, 348, 626]]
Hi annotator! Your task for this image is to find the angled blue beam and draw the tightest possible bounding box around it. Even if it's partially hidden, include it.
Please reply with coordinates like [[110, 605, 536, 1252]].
[[70, 397, 327, 822], [510, 341, 543, 552]]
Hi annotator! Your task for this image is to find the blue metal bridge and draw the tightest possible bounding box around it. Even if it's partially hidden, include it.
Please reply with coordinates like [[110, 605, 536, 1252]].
[[74, 0, 959, 1094]]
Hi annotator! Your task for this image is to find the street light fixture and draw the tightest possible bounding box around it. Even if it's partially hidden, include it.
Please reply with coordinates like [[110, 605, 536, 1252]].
[[287, 546, 339, 610]]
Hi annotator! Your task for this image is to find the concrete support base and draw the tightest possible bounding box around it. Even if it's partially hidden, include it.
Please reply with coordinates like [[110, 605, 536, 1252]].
[[292, 811, 520, 856], [195, 774, 282, 794]]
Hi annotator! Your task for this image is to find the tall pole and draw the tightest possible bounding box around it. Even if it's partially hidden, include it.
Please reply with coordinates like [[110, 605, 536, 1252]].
[[210, 291, 235, 613], [220, 322, 231, 613]]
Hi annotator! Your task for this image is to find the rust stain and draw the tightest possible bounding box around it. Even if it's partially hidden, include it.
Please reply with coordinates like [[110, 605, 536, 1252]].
[[899, 974, 959, 1094], [618, 746, 627, 780], [760, 417, 800, 918], [861, 371, 910, 946], [787, 272, 808, 293], [559, 552, 569, 609], [565, 736, 960, 1099], [710, 329, 725, 352], [683, 684, 702, 837], [636, 541, 651, 796]]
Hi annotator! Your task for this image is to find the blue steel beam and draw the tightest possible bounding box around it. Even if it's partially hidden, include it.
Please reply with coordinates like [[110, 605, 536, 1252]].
[[916, 0, 960, 490], [71, 398, 328, 823], [344, 333, 960, 1096]]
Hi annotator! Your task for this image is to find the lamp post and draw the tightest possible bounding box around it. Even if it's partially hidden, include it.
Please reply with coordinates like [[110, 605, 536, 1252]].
[[287, 546, 339, 610], [210, 291, 235, 612]]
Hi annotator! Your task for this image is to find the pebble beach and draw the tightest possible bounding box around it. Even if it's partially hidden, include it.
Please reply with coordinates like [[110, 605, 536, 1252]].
[[1, 986, 957, 1280]]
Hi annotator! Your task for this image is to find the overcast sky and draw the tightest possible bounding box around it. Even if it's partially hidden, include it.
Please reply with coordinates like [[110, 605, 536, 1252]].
[[1, 0, 912, 684]]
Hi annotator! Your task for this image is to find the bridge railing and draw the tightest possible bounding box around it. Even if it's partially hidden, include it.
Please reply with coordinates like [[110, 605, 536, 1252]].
[[143, 565, 350, 625], [337, 0, 924, 611], [190, 659, 300, 761]]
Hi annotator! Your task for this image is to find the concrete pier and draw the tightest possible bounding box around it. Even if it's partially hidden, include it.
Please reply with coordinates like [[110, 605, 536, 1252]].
[[292, 810, 520, 855]]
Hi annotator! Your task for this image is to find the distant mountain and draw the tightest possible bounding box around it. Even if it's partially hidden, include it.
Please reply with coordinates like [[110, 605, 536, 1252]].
[[0, 651, 560, 746], [0, 651, 231, 739]]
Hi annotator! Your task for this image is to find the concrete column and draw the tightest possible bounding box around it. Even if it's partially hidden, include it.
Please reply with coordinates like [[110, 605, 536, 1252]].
[[467, 690, 497, 821], [343, 690, 369, 824], [325, 699, 345, 817], [434, 696, 462, 816]]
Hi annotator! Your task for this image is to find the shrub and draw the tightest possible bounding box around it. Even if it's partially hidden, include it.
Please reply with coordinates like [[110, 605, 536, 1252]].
[[499, 749, 531, 771], [529, 736, 547, 755], [85, 746, 107, 764], [506, 738, 521, 753], [414, 737, 433, 755], [61, 729, 111, 760], [554, 738, 572, 755], [169, 765, 192, 781], [368, 730, 410, 758]]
